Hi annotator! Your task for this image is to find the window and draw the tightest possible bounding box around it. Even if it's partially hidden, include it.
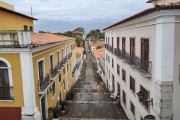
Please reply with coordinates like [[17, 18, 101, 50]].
[[38, 60, 44, 80], [62, 49, 64, 59], [130, 76, 135, 93], [140, 85, 149, 110], [117, 64, 120, 75], [0, 61, 10, 86], [108, 37, 109, 45], [24, 25, 28, 30], [130, 38, 135, 57], [141, 38, 149, 61], [122, 69, 126, 82], [123, 90, 126, 105], [112, 37, 114, 49], [108, 56, 110, 63], [67, 63, 69, 72], [122, 37, 126, 52], [130, 101, 135, 116], [112, 58, 114, 68], [117, 37, 120, 49], [58, 74, 61, 83], [29, 26, 33, 32], [57, 51, 60, 64], [50, 54, 54, 70], [106, 54, 108, 61], [64, 81, 66, 90], [63, 68, 65, 75], [109, 70, 110, 78], [51, 82, 55, 97]]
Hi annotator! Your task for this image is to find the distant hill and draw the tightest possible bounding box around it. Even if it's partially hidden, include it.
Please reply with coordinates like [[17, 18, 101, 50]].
[[86, 29, 104, 42]]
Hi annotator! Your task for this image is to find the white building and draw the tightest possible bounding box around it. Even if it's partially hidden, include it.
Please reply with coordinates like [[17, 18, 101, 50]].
[[104, 1, 180, 120]]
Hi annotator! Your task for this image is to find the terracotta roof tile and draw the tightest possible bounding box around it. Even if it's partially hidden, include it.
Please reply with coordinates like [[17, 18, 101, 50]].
[[93, 48, 105, 59], [31, 33, 74, 45], [90, 41, 104, 47], [76, 47, 84, 54]]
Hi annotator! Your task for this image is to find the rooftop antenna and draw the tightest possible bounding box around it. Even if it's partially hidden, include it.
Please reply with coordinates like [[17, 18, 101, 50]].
[[30, 6, 32, 16]]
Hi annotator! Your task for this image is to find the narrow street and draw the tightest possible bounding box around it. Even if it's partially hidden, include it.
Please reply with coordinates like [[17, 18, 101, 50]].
[[62, 41, 127, 120]]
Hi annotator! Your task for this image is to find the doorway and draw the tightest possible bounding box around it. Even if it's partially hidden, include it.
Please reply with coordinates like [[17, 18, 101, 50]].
[[41, 94, 48, 120]]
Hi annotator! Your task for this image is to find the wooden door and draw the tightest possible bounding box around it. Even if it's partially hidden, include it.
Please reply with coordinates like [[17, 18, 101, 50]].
[[38, 60, 44, 80], [112, 74, 115, 92], [122, 37, 126, 52], [117, 37, 120, 49], [141, 38, 149, 61], [130, 38, 135, 57], [41, 95, 47, 120]]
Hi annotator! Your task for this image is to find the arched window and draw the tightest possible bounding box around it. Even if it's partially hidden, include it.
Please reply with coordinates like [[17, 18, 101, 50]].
[[0, 60, 10, 86]]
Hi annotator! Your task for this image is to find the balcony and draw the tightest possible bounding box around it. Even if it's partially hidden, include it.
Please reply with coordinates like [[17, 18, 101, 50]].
[[0, 30, 31, 48], [50, 65, 59, 78], [113, 48, 152, 77], [39, 74, 50, 93], [134, 57, 152, 77], [0, 86, 13, 100], [125, 53, 135, 66]]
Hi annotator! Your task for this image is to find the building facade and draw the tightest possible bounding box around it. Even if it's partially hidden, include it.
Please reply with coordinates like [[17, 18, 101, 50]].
[[104, 2, 180, 120], [0, 3, 76, 120]]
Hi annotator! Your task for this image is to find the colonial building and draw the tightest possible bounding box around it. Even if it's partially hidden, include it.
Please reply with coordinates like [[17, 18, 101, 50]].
[[104, 1, 180, 120], [0, 2, 76, 120]]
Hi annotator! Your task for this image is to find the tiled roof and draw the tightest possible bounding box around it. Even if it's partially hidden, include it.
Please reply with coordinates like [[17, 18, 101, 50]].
[[0, 6, 37, 20], [93, 48, 105, 60], [104, 3, 180, 30], [76, 47, 84, 54], [31, 33, 74, 45], [90, 41, 104, 47]]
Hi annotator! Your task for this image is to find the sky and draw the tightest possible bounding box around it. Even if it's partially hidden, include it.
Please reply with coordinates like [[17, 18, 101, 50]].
[[2, 0, 152, 33]]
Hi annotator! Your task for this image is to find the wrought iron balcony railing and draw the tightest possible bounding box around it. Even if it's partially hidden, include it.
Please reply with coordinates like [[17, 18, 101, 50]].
[[50, 65, 59, 78], [135, 57, 152, 76], [39, 74, 50, 92], [0, 86, 13, 100]]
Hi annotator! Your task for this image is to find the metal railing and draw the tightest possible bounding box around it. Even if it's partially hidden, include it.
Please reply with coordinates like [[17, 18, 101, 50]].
[[113, 48, 152, 76], [135, 57, 152, 75], [0, 86, 13, 100], [39, 74, 50, 92], [50, 65, 59, 78]]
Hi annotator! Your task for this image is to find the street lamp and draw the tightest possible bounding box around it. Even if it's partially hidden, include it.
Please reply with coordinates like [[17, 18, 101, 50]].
[[144, 115, 155, 120]]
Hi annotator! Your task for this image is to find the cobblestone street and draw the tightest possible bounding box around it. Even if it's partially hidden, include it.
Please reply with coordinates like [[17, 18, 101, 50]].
[[61, 41, 127, 120]]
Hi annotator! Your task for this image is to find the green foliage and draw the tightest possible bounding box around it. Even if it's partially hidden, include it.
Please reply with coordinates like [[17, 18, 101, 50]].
[[96, 46, 103, 49], [59, 101, 68, 110], [86, 29, 105, 41], [75, 37, 84, 47], [76, 52, 81, 58], [48, 106, 60, 118]]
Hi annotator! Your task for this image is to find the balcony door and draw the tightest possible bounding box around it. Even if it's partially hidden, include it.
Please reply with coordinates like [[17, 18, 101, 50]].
[[112, 37, 114, 49], [117, 37, 120, 50], [122, 37, 126, 53], [130, 38, 135, 57], [41, 94, 48, 120], [38, 60, 44, 80], [0, 61, 9, 86], [112, 74, 115, 92], [50, 55, 54, 70], [141, 38, 149, 61]]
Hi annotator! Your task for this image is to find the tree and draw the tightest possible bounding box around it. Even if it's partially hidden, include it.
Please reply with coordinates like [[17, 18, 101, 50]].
[[75, 37, 84, 47], [86, 29, 104, 41]]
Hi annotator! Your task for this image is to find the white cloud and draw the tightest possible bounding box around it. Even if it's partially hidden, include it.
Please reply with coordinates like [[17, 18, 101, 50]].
[[1, 0, 152, 31]]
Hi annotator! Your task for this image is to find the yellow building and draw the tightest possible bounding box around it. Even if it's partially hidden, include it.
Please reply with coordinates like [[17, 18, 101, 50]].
[[0, 2, 76, 120], [0, 1, 37, 31]]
